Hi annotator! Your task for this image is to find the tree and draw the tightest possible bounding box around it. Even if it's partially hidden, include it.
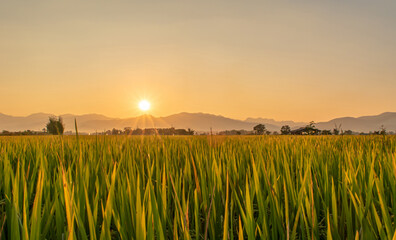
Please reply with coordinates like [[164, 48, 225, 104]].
[[380, 125, 387, 135], [132, 128, 143, 135], [112, 128, 122, 135], [187, 128, 195, 135], [305, 121, 319, 135], [124, 127, 133, 135], [46, 116, 65, 135], [333, 123, 342, 135], [333, 128, 340, 135], [343, 130, 353, 135], [321, 130, 332, 135], [280, 125, 291, 135], [253, 124, 266, 135]]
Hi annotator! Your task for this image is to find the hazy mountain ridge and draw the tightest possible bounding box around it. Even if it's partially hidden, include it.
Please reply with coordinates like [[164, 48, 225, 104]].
[[0, 112, 395, 133], [0, 112, 279, 132], [245, 117, 307, 128], [316, 112, 396, 133]]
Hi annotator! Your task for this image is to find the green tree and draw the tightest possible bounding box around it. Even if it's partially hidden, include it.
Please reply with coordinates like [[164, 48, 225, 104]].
[[280, 125, 291, 135], [380, 125, 387, 135], [253, 124, 266, 135], [321, 130, 332, 135], [333, 123, 342, 135], [46, 116, 65, 135], [343, 130, 353, 135], [305, 121, 319, 135], [187, 128, 195, 135]]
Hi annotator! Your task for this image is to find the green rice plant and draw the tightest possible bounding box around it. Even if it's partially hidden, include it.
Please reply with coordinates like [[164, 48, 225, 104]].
[[0, 135, 395, 239]]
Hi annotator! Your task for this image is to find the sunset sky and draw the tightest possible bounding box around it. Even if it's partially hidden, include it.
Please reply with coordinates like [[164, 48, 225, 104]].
[[1, 1, 395, 122]]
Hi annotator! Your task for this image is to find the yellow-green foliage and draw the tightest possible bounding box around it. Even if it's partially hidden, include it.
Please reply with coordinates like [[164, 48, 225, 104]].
[[0, 135, 396, 239]]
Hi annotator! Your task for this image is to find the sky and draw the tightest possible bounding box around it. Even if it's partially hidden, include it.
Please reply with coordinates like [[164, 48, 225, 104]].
[[1, 0, 395, 122]]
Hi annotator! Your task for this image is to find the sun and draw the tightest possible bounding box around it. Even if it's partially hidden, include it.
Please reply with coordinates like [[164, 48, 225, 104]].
[[138, 100, 151, 111]]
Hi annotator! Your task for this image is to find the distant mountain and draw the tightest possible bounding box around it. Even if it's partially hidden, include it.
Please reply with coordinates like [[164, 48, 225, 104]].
[[316, 112, 396, 133], [0, 113, 113, 132], [1, 112, 395, 133], [162, 113, 279, 132], [0, 112, 279, 133], [0, 113, 51, 132], [245, 117, 307, 128]]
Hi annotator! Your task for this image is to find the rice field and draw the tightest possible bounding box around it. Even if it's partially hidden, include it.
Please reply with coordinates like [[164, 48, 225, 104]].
[[0, 135, 396, 239]]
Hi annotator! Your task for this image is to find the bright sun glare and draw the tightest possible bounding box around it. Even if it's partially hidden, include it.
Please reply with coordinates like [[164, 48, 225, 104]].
[[138, 100, 151, 111]]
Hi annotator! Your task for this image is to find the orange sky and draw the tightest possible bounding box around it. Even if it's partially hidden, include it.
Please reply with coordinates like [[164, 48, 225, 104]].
[[1, 1, 396, 122]]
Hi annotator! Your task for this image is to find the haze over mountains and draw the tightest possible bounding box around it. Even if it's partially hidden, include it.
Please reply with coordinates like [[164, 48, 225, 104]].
[[0, 112, 395, 133]]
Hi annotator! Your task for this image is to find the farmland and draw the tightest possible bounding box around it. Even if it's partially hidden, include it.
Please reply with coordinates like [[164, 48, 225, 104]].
[[0, 135, 396, 239]]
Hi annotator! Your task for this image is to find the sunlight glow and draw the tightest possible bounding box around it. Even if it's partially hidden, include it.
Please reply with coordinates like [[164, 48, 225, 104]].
[[138, 100, 151, 111]]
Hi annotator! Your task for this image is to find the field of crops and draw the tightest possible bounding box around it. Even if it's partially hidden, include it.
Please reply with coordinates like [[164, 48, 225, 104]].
[[0, 135, 396, 239]]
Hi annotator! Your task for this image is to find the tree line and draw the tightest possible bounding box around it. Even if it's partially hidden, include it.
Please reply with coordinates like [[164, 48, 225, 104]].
[[218, 122, 390, 136], [0, 116, 195, 136], [249, 122, 388, 135], [0, 116, 392, 136], [97, 127, 195, 136]]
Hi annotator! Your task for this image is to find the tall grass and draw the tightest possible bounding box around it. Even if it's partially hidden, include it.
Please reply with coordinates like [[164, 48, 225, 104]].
[[0, 135, 395, 239]]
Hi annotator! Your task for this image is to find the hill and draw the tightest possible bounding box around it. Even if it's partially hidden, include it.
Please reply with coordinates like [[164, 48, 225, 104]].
[[0, 112, 279, 133], [1, 112, 395, 133], [244, 117, 306, 129], [316, 112, 396, 133]]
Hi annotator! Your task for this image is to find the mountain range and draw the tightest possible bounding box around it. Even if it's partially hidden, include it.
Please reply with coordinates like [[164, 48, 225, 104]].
[[0, 112, 395, 133]]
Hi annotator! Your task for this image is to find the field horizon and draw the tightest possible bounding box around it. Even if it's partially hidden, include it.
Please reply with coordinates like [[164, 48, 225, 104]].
[[1, 111, 396, 134]]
